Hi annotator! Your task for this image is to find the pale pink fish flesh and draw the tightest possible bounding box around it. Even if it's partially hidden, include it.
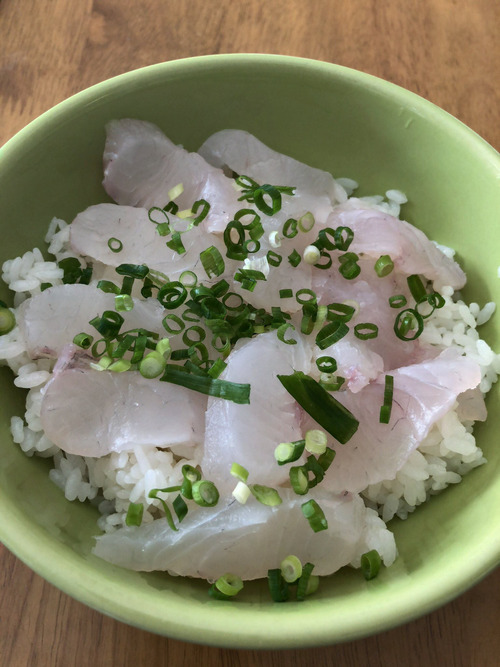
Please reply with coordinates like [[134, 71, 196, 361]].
[[306, 349, 482, 494], [202, 330, 313, 492], [40, 366, 206, 457], [103, 119, 241, 230], [17, 284, 166, 359], [93, 487, 395, 579]]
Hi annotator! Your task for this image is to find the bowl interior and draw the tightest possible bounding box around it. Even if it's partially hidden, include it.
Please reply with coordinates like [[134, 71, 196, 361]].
[[0, 55, 499, 648]]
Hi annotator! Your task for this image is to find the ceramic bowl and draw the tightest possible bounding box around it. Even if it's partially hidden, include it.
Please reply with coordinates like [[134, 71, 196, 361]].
[[0, 54, 499, 648]]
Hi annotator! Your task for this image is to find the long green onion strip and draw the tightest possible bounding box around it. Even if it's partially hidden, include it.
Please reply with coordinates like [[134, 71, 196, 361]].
[[333, 226, 354, 251], [407, 274, 427, 303], [394, 308, 424, 341], [73, 332, 93, 349], [315, 320, 349, 349], [361, 549, 382, 580], [296, 562, 317, 601], [374, 255, 394, 277], [301, 499, 328, 532], [107, 237, 123, 253], [267, 568, 289, 602], [250, 484, 282, 506], [353, 322, 379, 340], [161, 364, 250, 404], [379, 374, 394, 424], [280, 555, 303, 583], [316, 356, 337, 374], [119, 276, 135, 296], [125, 502, 144, 527], [274, 439, 306, 465], [148, 488, 178, 531], [389, 294, 407, 309], [278, 371, 359, 444]]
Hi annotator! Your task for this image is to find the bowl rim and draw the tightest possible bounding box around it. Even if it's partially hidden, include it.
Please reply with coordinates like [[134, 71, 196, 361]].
[[1, 53, 499, 649]]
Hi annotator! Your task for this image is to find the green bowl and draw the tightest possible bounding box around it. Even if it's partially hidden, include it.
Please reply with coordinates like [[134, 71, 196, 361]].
[[0, 54, 499, 648]]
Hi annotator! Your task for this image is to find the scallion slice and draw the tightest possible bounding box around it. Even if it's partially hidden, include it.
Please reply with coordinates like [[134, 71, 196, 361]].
[[192, 480, 219, 507], [277, 323, 297, 345], [394, 308, 424, 340], [213, 573, 244, 598], [280, 555, 303, 583], [296, 562, 316, 601], [230, 462, 249, 483], [278, 371, 358, 444], [125, 502, 144, 527], [303, 245, 321, 265], [116, 263, 149, 279], [148, 488, 178, 532], [361, 549, 382, 580], [317, 447, 336, 472], [232, 480, 251, 504], [139, 351, 167, 378], [274, 440, 306, 465], [301, 499, 328, 532], [379, 374, 394, 424], [315, 320, 349, 349], [115, 294, 134, 312], [333, 226, 354, 251], [287, 249, 301, 267], [191, 199, 210, 226], [374, 255, 394, 277], [316, 356, 337, 374], [389, 294, 407, 309], [72, 332, 93, 349], [407, 274, 427, 302], [282, 218, 298, 239], [200, 246, 225, 278], [107, 237, 123, 253], [279, 288, 293, 299], [97, 280, 120, 294], [305, 429, 327, 455], [353, 322, 379, 340], [268, 569, 289, 602], [289, 466, 309, 495], [298, 212, 315, 232], [250, 484, 282, 506]]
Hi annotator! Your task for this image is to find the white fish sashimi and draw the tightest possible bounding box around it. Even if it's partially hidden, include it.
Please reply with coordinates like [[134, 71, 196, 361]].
[[70, 203, 235, 283], [313, 349, 482, 494], [198, 128, 348, 212], [40, 367, 206, 457], [17, 284, 166, 358], [202, 330, 312, 492], [93, 488, 395, 579], [103, 119, 241, 230], [327, 205, 466, 289]]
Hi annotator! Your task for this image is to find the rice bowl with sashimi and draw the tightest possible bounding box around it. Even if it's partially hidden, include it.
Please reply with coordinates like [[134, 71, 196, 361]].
[[1, 119, 498, 596]]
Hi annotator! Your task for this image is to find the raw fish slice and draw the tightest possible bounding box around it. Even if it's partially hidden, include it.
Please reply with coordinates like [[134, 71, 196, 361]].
[[103, 119, 241, 230], [93, 488, 396, 580], [40, 366, 206, 457], [308, 349, 482, 494], [202, 330, 313, 492], [326, 205, 466, 290], [313, 263, 435, 373], [198, 129, 347, 223], [70, 203, 236, 283], [17, 284, 166, 358]]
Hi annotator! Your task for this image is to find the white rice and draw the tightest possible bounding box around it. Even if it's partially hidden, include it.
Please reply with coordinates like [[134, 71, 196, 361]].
[[1, 210, 499, 555]]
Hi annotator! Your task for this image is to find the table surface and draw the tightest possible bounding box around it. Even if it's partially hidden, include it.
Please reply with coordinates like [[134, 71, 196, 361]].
[[1, 0, 499, 664]]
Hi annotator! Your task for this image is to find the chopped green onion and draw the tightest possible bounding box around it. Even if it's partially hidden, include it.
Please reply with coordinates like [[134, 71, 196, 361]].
[[407, 274, 427, 303], [180, 464, 201, 499], [166, 231, 186, 255], [156, 337, 172, 359], [338, 252, 361, 279], [250, 484, 282, 506], [232, 480, 251, 504], [326, 303, 356, 323], [316, 356, 337, 373], [182, 325, 206, 346], [192, 480, 219, 507], [148, 488, 178, 532], [107, 237, 123, 253], [277, 323, 297, 345], [295, 289, 317, 305], [268, 569, 289, 602], [305, 429, 328, 455], [177, 208, 193, 219], [333, 226, 354, 251], [317, 447, 336, 472], [213, 573, 244, 598], [108, 359, 131, 373], [280, 555, 303, 583], [296, 562, 317, 601], [274, 440, 306, 465], [207, 358, 227, 378], [379, 374, 394, 424], [200, 246, 225, 278], [224, 220, 247, 261], [315, 320, 349, 349], [115, 294, 134, 312], [161, 364, 250, 404], [116, 263, 149, 279], [353, 322, 379, 340], [97, 280, 120, 294], [125, 502, 144, 527], [139, 351, 167, 378], [172, 494, 188, 523], [230, 462, 249, 483], [361, 549, 382, 580], [394, 308, 424, 340], [282, 218, 298, 239], [301, 499, 328, 532], [268, 230, 281, 248], [179, 270, 198, 287], [305, 454, 325, 488], [316, 228, 336, 251], [287, 249, 301, 267], [89, 310, 124, 339], [374, 255, 394, 277], [266, 250, 282, 267], [162, 314, 185, 334], [168, 183, 184, 200], [149, 206, 171, 234], [73, 332, 93, 349], [191, 199, 211, 225], [298, 212, 315, 232], [289, 466, 309, 495], [416, 292, 446, 318], [253, 184, 288, 216], [319, 373, 345, 392], [389, 294, 407, 309], [313, 250, 333, 270], [279, 288, 293, 299], [303, 245, 321, 265], [278, 371, 359, 444]]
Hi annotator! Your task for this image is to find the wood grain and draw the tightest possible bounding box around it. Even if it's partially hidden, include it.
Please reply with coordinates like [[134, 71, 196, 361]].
[[0, 0, 499, 665]]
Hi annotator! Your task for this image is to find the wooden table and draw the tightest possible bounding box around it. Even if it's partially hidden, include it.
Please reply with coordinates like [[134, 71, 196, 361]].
[[1, 1, 499, 664]]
